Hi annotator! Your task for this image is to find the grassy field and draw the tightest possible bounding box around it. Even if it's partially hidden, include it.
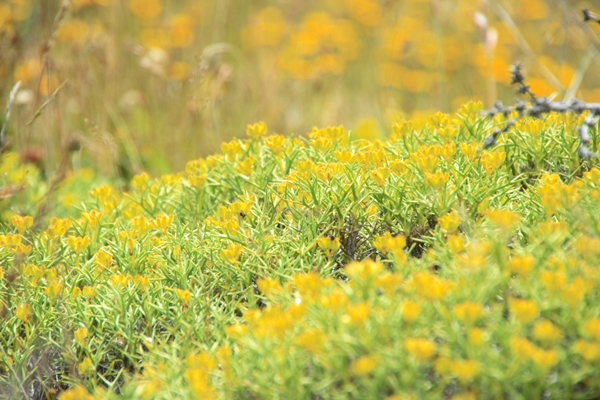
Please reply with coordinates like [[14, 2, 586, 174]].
[[1, 0, 600, 399]]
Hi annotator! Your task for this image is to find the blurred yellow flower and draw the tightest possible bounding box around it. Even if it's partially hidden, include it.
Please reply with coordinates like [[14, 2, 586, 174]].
[[350, 355, 378, 376], [510, 298, 539, 324], [74, 327, 88, 346], [454, 302, 484, 325], [128, 0, 162, 20], [438, 211, 461, 233], [405, 338, 436, 362], [16, 304, 32, 322], [170, 14, 194, 48]]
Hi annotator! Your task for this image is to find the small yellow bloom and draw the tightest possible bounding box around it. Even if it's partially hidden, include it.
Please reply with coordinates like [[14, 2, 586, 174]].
[[342, 302, 371, 326], [11, 215, 33, 234], [486, 210, 520, 234], [350, 355, 378, 376], [467, 328, 486, 346], [426, 171, 450, 190], [507, 254, 535, 276], [237, 157, 256, 176], [45, 281, 63, 302], [74, 327, 88, 346], [510, 299, 539, 324], [67, 236, 91, 254], [438, 211, 461, 233], [81, 210, 102, 229], [109, 274, 131, 288], [531, 348, 559, 371], [573, 340, 600, 362], [264, 135, 286, 154], [256, 278, 282, 297], [345, 260, 384, 281], [454, 302, 484, 325], [583, 318, 600, 342], [370, 167, 390, 187], [317, 235, 341, 258], [176, 289, 193, 306], [128, 0, 162, 20], [134, 275, 150, 291], [246, 122, 267, 139], [452, 359, 479, 384], [295, 328, 327, 355], [510, 336, 536, 361], [404, 338, 436, 362], [446, 234, 466, 254], [532, 320, 562, 344], [59, 385, 94, 400], [16, 304, 32, 323], [220, 243, 243, 265], [78, 357, 94, 375]]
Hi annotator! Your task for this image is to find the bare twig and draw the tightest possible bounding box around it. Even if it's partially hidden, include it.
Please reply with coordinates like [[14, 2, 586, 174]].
[[0, 81, 21, 152], [25, 80, 67, 127], [583, 9, 600, 25], [483, 66, 599, 158]]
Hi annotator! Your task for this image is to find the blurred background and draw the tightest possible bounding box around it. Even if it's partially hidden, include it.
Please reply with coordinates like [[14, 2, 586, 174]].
[[1, 0, 599, 180]]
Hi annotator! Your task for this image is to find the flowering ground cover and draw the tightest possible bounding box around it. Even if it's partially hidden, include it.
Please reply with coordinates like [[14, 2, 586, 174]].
[[1, 105, 600, 398]]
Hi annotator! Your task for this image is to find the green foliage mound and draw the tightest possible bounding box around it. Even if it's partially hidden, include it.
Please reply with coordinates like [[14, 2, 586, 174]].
[[2, 103, 600, 399]]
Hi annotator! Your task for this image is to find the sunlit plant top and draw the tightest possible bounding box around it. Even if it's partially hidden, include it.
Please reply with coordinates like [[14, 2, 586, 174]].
[[1, 102, 600, 398]]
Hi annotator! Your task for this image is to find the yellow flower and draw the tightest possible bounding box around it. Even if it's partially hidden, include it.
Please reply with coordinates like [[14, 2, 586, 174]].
[[317, 235, 341, 258], [78, 357, 94, 375], [134, 275, 150, 291], [169, 14, 194, 48], [370, 167, 390, 187], [295, 328, 327, 354], [56, 19, 89, 44], [345, 260, 384, 281], [460, 143, 478, 160], [532, 320, 562, 345], [60, 385, 94, 400], [246, 122, 267, 139], [16, 304, 32, 323], [486, 210, 520, 234], [451, 359, 479, 384], [11, 215, 33, 234], [109, 274, 131, 288], [454, 302, 484, 325], [480, 151, 506, 174], [446, 234, 466, 254], [573, 340, 600, 362], [176, 289, 192, 306], [94, 249, 113, 269], [375, 273, 403, 295], [426, 171, 450, 190], [237, 157, 256, 176], [264, 135, 286, 154], [438, 211, 461, 233], [510, 299, 539, 324], [507, 254, 535, 276], [350, 355, 378, 376], [67, 236, 91, 254], [128, 0, 162, 20], [404, 338, 436, 362], [220, 243, 243, 265], [256, 278, 282, 297], [47, 217, 71, 237], [467, 328, 486, 346], [83, 286, 96, 300], [413, 272, 452, 300], [0, 266, 4, 281], [82, 210, 102, 229], [583, 318, 600, 342], [531, 348, 559, 371], [151, 214, 174, 233], [342, 302, 371, 326], [45, 281, 63, 302], [74, 327, 88, 346], [510, 336, 537, 361]]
